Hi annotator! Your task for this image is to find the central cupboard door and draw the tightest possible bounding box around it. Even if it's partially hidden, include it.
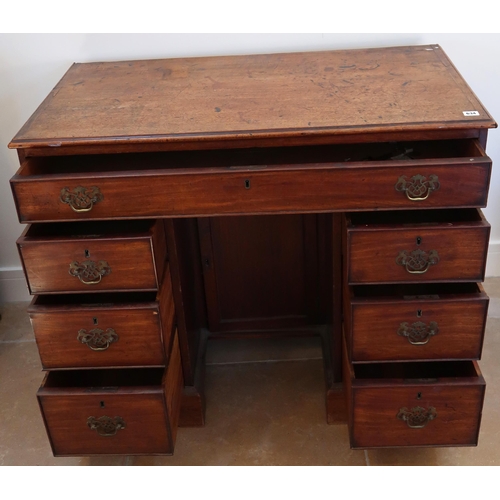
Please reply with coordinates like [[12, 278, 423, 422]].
[[198, 214, 328, 333]]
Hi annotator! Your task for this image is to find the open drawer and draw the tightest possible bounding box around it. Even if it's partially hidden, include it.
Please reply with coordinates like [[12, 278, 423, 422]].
[[11, 139, 491, 222], [28, 264, 175, 369], [17, 219, 167, 294], [343, 339, 486, 449], [37, 332, 183, 456], [344, 208, 490, 284], [345, 283, 489, 363]]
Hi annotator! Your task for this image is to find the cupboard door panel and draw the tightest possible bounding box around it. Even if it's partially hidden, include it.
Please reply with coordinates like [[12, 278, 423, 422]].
[[198, 214, 320, 332]]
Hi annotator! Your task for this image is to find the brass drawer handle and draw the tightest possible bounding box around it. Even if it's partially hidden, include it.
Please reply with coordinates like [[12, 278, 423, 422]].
[[87, 416, 125, 437], [77, 327, 119, 351], [397, 406, 437, 429], [395, 174, 440, 201], [396, 249, 440, 274], [398, 321, 439, 345], [69, 260, 111, 285], [60, 186, 103, 212]]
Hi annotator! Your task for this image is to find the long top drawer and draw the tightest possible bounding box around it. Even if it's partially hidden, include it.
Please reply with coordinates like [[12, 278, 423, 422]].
[[11, 139, 491, 222]]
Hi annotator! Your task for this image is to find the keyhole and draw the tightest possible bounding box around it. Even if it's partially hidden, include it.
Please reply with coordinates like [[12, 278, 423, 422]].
[[244, 179, 251, 189], [416, 392, 422, 400], [100, 401, 105, 408], [417, 309, 422, 318], [93, 317, 98, 325], [85, 249, 90, 258], [416, 236, 422, 246]]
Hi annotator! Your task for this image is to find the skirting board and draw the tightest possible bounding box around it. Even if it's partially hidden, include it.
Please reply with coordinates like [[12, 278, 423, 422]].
[[1, 243, 500, 303]]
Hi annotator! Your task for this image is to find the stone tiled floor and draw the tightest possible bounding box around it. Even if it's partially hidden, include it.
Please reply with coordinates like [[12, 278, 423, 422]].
[[1, 279, 499, 466]]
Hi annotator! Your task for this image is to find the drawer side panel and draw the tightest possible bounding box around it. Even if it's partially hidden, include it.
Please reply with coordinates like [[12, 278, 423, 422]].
[[164, 332, 183, 447]]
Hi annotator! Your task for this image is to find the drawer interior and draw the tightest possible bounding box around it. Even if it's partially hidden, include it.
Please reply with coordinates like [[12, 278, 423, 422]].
[[353, 360, 480, 381], [42, 368, 164, 388], [348, 208, 483, 227], [23, 219, 155, 238], [31, 292, 157, 307], [351, 282, 482, 300], [19, 139, 485, 176]]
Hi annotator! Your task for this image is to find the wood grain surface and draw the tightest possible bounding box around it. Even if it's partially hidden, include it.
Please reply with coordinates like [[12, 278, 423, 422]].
[[345, 355, 485, 448], [17, 220, 166, 293], [346, 210, 490, 284], [347, 284, 489, 362], [198, 214, 320, 332], [351, 383, 485, 448], [11, 156, 492, 222], [29, 299, 166, 369], [9, 45, 496, 151], [37, 368, 177, 455]]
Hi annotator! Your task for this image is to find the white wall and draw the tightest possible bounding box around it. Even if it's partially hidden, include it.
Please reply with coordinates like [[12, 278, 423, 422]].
[[1, 34, 499, 301]]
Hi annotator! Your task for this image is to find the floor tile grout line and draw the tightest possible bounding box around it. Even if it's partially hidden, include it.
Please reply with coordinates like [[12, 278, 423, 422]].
[[364, 450, 371, 466], [206, 357, 323, 366], [0, 338, 36, 344]]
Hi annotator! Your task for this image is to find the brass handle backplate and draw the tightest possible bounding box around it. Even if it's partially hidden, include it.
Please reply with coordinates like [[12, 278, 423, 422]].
[[396, 249, 440, 274], [397, 406, 437, 428], [60, 186, 103, 212], [77, 328, 119, 351], [395, 174, 440, 201], [398, 321, 439, 345], [69, 260, 111, 285], [87, 416, 125, 437]]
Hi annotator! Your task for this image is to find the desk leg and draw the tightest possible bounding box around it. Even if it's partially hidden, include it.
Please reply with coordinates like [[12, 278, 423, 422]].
[[165, 219, 207, 427], [332, 213, 343, 383], [325, 213, 346, 424], [179, 329, 209, 427]]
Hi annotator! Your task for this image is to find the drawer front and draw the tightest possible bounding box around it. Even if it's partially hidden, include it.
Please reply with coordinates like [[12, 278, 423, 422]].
[[18, 221, 166, 294], [11, 149, 491, 222], [39, 391, 171, 455], [38, 333, 183, 456], [20, 239, 157, 293], [29, 266, 175, 369], [28, 266, 175, 370], [347, 222, 490, 284], [351, 384, 485, 449], [31, 306, 164, 369], [348, 289, 489, 362]]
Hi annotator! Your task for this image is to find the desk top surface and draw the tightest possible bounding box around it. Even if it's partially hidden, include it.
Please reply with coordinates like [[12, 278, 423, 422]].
[[9, 45, 496, 150]]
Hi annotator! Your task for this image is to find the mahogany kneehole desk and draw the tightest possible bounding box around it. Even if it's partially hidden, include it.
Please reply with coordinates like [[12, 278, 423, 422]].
[[9, 45, 497, 455]]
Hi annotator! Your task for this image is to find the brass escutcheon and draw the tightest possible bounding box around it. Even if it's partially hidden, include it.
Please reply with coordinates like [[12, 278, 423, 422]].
[[398, 321, 439, 345], [396, 248, 440, 274], [60, 186, 103, 212], [87, 416, 125, 437], [77, 327, 119, 351], [397, 406, 437, 428], [69, 260, 111, 285], [395, 174, 440, 201]]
